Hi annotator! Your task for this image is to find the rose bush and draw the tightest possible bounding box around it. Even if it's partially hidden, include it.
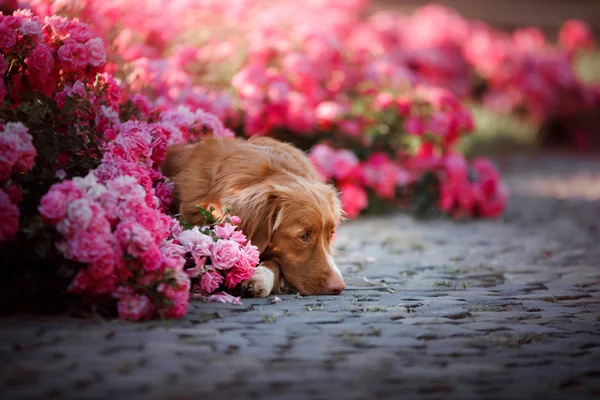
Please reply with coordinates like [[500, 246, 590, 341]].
[[0, 10, 250, 319], [1, 1, 596, 319], [20, 0, 597, 217]]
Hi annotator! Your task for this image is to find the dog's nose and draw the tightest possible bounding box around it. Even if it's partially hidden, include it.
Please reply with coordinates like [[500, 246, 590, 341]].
[[327, 277, 346, 295]]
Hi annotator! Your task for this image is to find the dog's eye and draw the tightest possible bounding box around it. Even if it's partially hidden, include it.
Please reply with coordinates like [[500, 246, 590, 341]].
[[299, 233, 310, 242]]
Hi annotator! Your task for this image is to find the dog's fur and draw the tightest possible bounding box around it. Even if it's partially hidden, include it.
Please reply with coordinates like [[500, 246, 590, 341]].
[[162, 136, 346, 297]]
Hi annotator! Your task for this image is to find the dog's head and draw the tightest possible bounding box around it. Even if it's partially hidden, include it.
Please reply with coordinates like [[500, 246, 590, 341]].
[[232, 175, 345, 295]]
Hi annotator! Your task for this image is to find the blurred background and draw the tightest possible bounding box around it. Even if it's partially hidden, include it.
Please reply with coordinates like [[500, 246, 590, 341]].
[[375, 0, 600, 37]]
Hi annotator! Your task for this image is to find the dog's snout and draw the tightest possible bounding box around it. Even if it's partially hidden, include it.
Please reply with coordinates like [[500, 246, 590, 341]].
[[327, 276, 346, 295]]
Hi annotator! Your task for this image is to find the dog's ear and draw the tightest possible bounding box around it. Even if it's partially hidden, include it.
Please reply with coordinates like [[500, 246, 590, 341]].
[[230, 184, 281, 253]]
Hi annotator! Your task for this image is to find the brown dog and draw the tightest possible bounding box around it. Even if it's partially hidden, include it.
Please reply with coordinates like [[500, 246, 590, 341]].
[[162, 136, 346, 297]]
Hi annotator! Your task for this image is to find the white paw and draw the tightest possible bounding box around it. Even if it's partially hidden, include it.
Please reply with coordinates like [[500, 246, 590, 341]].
[[240, 265, 275, 298]]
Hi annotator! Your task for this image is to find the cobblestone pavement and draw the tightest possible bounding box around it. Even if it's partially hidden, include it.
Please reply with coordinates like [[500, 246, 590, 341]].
[[1, 154, 600, 400]]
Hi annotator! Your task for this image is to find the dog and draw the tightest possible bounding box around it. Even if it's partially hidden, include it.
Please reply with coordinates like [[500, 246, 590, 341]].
[[161, 136, 346, 297]]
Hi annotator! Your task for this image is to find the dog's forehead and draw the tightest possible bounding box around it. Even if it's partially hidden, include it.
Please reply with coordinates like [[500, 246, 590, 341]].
[[283, 204, 336, 232]]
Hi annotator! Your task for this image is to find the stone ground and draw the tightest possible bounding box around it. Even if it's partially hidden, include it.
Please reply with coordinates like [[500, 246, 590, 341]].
[[1, 153, 600, 400]]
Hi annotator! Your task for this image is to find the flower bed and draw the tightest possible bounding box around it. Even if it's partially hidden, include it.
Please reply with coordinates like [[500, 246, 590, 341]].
[[1, 1, 596, 320]]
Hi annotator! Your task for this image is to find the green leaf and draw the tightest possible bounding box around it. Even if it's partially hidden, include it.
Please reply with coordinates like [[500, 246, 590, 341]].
[[61, 96, 76, 115]]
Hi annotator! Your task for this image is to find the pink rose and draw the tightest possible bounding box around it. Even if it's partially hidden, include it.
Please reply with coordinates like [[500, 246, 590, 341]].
[[396, 96, 412, 116], [65, 231, 113, 264], [140, 245, 164, 272], [208, 292, 243, 305], [374, 92, 395, 111], [97, 192, 119, 225], [106, 176, 145, 201], [225, 263, 254, 289], [150, 134, 168, 165], [559, 20, 595, 55], [112, 122, 153, 163], [210, 239, 241, 270], [404, 116, 425, 136], [67, 21, 93, 42], [427, 111, 451, 137], [58, 39, 89, 72], [88, 251, 118, 280], [332, 150, 359, 181], [160, 239, 186, 270], [159, 271, 190, 319], [115, 221, 155, 257], [185, 258, 207, 278], [455, 181, 478, 212], [170, 218, 183, 236], [200, 271, 224, 294], [116, 198, 146, 222], [67, 198, 93, 228], [0, 134, 19, 180], [135, 207, 163, 234], [45, 16, 71, 38], [267, 80, 290, 104], [478, 183, 508, 218], [339, 120, 361, 137], [227, 244, 260, 290], [162, 292, 189, 319], [117, 294, 154, 321], [39, 189, 68, 223], [339, 183, 368, 219], [315, 101, 345, 126], [472, 158, 500, 181], [14, 147, 36, 175], [154, 181, 173, 210], [18, 18, 43, 38], [72, 173, 106, 200], [438, 182, 455, 213], [214, 223, 247, 244], [177, 226, 213, 264], [4, 184, 21, 204], [103, 128, 117, 141], [130, 94, 153, 118], [86, 38, 106, 67], [68, 270, 113, 295], [0, 25, 16, 50], [230, 216, 241, 225], [286, 92, 315, 133], [309, 144, 336, 179], [443, 153, 468, 181]]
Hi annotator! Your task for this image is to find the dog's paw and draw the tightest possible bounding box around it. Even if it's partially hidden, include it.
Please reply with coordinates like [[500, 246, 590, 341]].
[[240, 265, 275, 298]]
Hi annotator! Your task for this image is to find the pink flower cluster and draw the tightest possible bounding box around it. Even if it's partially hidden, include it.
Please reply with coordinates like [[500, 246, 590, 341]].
[[308, 84, 479, 217], [1, 9, 258, 321], [39, 117, 258, 319], [1, 10, 106, 99], [37, 115, 191, 320], [124, 56, 238, 125], [0, 122, 36, 181], [0, 122, 36, 242], [158, 105, 234, 145], [438, 154, 508, 219], [178, 222, 260, 295], [227, 3, 476, 138], [464, 20, 598, 123]]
